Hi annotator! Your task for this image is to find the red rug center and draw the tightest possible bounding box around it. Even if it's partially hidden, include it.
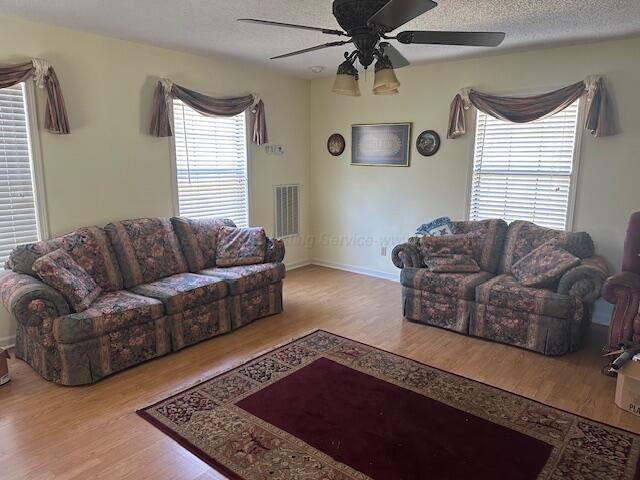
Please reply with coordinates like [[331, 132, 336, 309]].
[[236, 357, 552, 480]]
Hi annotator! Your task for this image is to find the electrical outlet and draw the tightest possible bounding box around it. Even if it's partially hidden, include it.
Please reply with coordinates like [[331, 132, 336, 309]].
[[380, 246, 387, 256]]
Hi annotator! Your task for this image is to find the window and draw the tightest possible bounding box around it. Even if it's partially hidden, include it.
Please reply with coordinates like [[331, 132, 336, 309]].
[[0, 82, 45, 265], [469, 101, 580, 230], [172, 100, 249, 227]]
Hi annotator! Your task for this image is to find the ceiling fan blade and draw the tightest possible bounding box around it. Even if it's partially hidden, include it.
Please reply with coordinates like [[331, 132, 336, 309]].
[[397, 30, 506, 47], [379, 42, 410, 68], [238, 18, 346, 36], [368, 0, 438, 32], [270, 41, 352, 60]]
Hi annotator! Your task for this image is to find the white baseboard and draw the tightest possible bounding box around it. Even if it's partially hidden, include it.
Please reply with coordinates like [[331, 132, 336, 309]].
[[0, 335, 15, 349], [311, 259, 399, 282], [285, 259, 313, 271]]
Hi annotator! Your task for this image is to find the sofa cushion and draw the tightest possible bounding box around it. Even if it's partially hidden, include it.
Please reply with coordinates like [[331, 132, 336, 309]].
[[130, 273, 228, 315], [418, 234, 474, 259], [400, 268, 493, 301], [476, 274, 576, 318], [33, 249, 102, 313], [450, 219, 508, 274], [53, 291, 164, 344], [199, 263, 286, 295], [424, 254, 481, 273], [6, 226, 123, 291], [216, 227, 266, 267], [512, 241, 580, 288], [499, 221, 594, 274], [171, 217, 237, 271], [104, 218, 188, 288]]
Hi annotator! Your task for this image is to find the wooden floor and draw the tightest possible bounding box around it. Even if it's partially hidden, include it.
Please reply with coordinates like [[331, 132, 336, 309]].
[[1, 265, 638, 479]]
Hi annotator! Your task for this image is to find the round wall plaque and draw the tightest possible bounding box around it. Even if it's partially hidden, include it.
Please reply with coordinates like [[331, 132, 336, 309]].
[[327, 133, 346, 157], [416, 130, 441, 157]]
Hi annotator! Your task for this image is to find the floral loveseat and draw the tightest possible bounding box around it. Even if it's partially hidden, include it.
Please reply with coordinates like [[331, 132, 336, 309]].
[[392, 219, 609, 356], [0, 217, 285, 385]]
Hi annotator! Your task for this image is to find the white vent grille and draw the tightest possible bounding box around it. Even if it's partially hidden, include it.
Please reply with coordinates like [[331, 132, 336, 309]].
[[274, 184, 299, 238]]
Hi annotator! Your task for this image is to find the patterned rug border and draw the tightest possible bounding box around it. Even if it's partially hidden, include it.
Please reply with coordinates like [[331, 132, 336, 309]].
[[137, 328, 640, 479]]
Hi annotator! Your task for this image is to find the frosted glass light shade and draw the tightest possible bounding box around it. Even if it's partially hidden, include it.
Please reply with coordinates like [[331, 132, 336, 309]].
[[332, 74, 361, 96], [373, 67, 400, 95]]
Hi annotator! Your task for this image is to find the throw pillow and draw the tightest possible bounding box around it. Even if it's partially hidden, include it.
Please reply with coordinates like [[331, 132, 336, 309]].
[[216, 227, 267, 267], [415, 216, 456, 237], [511, 240, 581, 288], [424, 254, 481, 273], [419, 234, 475, 260], [33, 249, 102, 312]]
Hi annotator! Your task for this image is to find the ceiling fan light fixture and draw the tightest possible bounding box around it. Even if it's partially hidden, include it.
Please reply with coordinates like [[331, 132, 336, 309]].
[[332, 60, 361, 97], [373, 86, 399, 95], [373, 55, 400, 95]]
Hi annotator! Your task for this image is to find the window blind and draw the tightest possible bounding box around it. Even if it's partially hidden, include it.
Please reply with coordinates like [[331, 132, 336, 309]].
[[469, 101, 580, 230], [173, 100, 249, 227], [0, 83, 40, 264]]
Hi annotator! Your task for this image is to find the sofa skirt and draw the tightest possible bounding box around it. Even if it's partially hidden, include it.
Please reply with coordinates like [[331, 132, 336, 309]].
[[15, 281, 285, 385], [15, 317, 172, 386], [228, 282, 283, 329], [470, 303, 587, 356], [168, 298, 232, 351], [402, 287, 474, 334]]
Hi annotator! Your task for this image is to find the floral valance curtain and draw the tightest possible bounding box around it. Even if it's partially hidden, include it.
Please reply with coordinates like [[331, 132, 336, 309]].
[[0, 58, 70, 134], [149, 79, 268, 145], [447, 76, 613, 139]]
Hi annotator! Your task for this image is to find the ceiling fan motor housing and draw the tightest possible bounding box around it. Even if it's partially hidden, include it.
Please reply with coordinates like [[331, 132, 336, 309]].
[[333, 0, 389, 68], [332, 0, 389, 33]]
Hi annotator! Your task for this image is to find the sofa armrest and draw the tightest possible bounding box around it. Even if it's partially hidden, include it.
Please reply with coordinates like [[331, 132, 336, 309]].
[[602, 271, 640, 302], [0, 272, 70, 327], [602, 271, 640, 348], [265, 237, 285, 264], [392, 242, 422, 269], [556, 255, 609, 303]]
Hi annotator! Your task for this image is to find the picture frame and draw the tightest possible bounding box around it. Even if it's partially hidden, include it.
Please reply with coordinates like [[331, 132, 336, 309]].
[[327, 133, 346, 156], [416, 130, 441, 157], [351, 123, 411, 167]]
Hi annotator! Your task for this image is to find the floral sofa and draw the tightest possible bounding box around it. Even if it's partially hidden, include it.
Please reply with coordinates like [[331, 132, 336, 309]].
[[0, 217, 285, 385], [392, 219, 609, 356]]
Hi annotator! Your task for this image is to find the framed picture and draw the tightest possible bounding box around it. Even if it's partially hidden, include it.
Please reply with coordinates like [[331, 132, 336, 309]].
[[416, 130, 441, 157], [327, 133, 346, 156], [351, 123, 411, 167]]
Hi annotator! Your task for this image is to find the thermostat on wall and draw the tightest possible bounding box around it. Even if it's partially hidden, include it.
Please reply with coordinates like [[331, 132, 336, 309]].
[[265, 145, 285, 155]]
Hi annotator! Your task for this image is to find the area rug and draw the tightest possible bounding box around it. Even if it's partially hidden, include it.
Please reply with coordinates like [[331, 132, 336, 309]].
[[138, 330, 640, 480]]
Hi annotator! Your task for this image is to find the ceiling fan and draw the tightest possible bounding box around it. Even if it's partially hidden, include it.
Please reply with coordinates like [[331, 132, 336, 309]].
[[239, 0, 505, 96]]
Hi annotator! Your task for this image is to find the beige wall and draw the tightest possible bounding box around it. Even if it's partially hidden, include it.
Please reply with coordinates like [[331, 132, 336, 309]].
[[0, 16, 311, 344], [309, 37, 640, 282], [1, 15, 638, 345]]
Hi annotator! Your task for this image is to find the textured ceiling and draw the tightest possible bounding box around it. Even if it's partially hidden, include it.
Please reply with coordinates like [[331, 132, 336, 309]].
[[1, 0, 639, 78]]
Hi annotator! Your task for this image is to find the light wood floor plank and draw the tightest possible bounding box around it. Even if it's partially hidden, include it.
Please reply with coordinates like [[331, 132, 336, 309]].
[[0, 265, 638, 479]]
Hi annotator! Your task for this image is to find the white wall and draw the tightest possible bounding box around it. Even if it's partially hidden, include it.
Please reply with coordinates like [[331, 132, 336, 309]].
[[309, 37, 640, 282], [0, 15, 312, 345]]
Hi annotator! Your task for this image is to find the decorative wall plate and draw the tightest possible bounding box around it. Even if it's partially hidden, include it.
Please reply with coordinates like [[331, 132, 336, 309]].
[[416, 130, 441, 157], [327, 133, 346, 156]]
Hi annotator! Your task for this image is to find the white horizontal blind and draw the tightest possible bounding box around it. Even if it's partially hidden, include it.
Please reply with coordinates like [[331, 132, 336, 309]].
[[469, 101, 580, 230], [0, 83, 40, 264], [274, 184, 299, 238], [173, 100, 249, 227]]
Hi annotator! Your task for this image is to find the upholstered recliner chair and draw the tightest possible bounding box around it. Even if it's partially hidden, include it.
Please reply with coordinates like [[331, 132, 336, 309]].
[[603, 211, 640, 349]]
